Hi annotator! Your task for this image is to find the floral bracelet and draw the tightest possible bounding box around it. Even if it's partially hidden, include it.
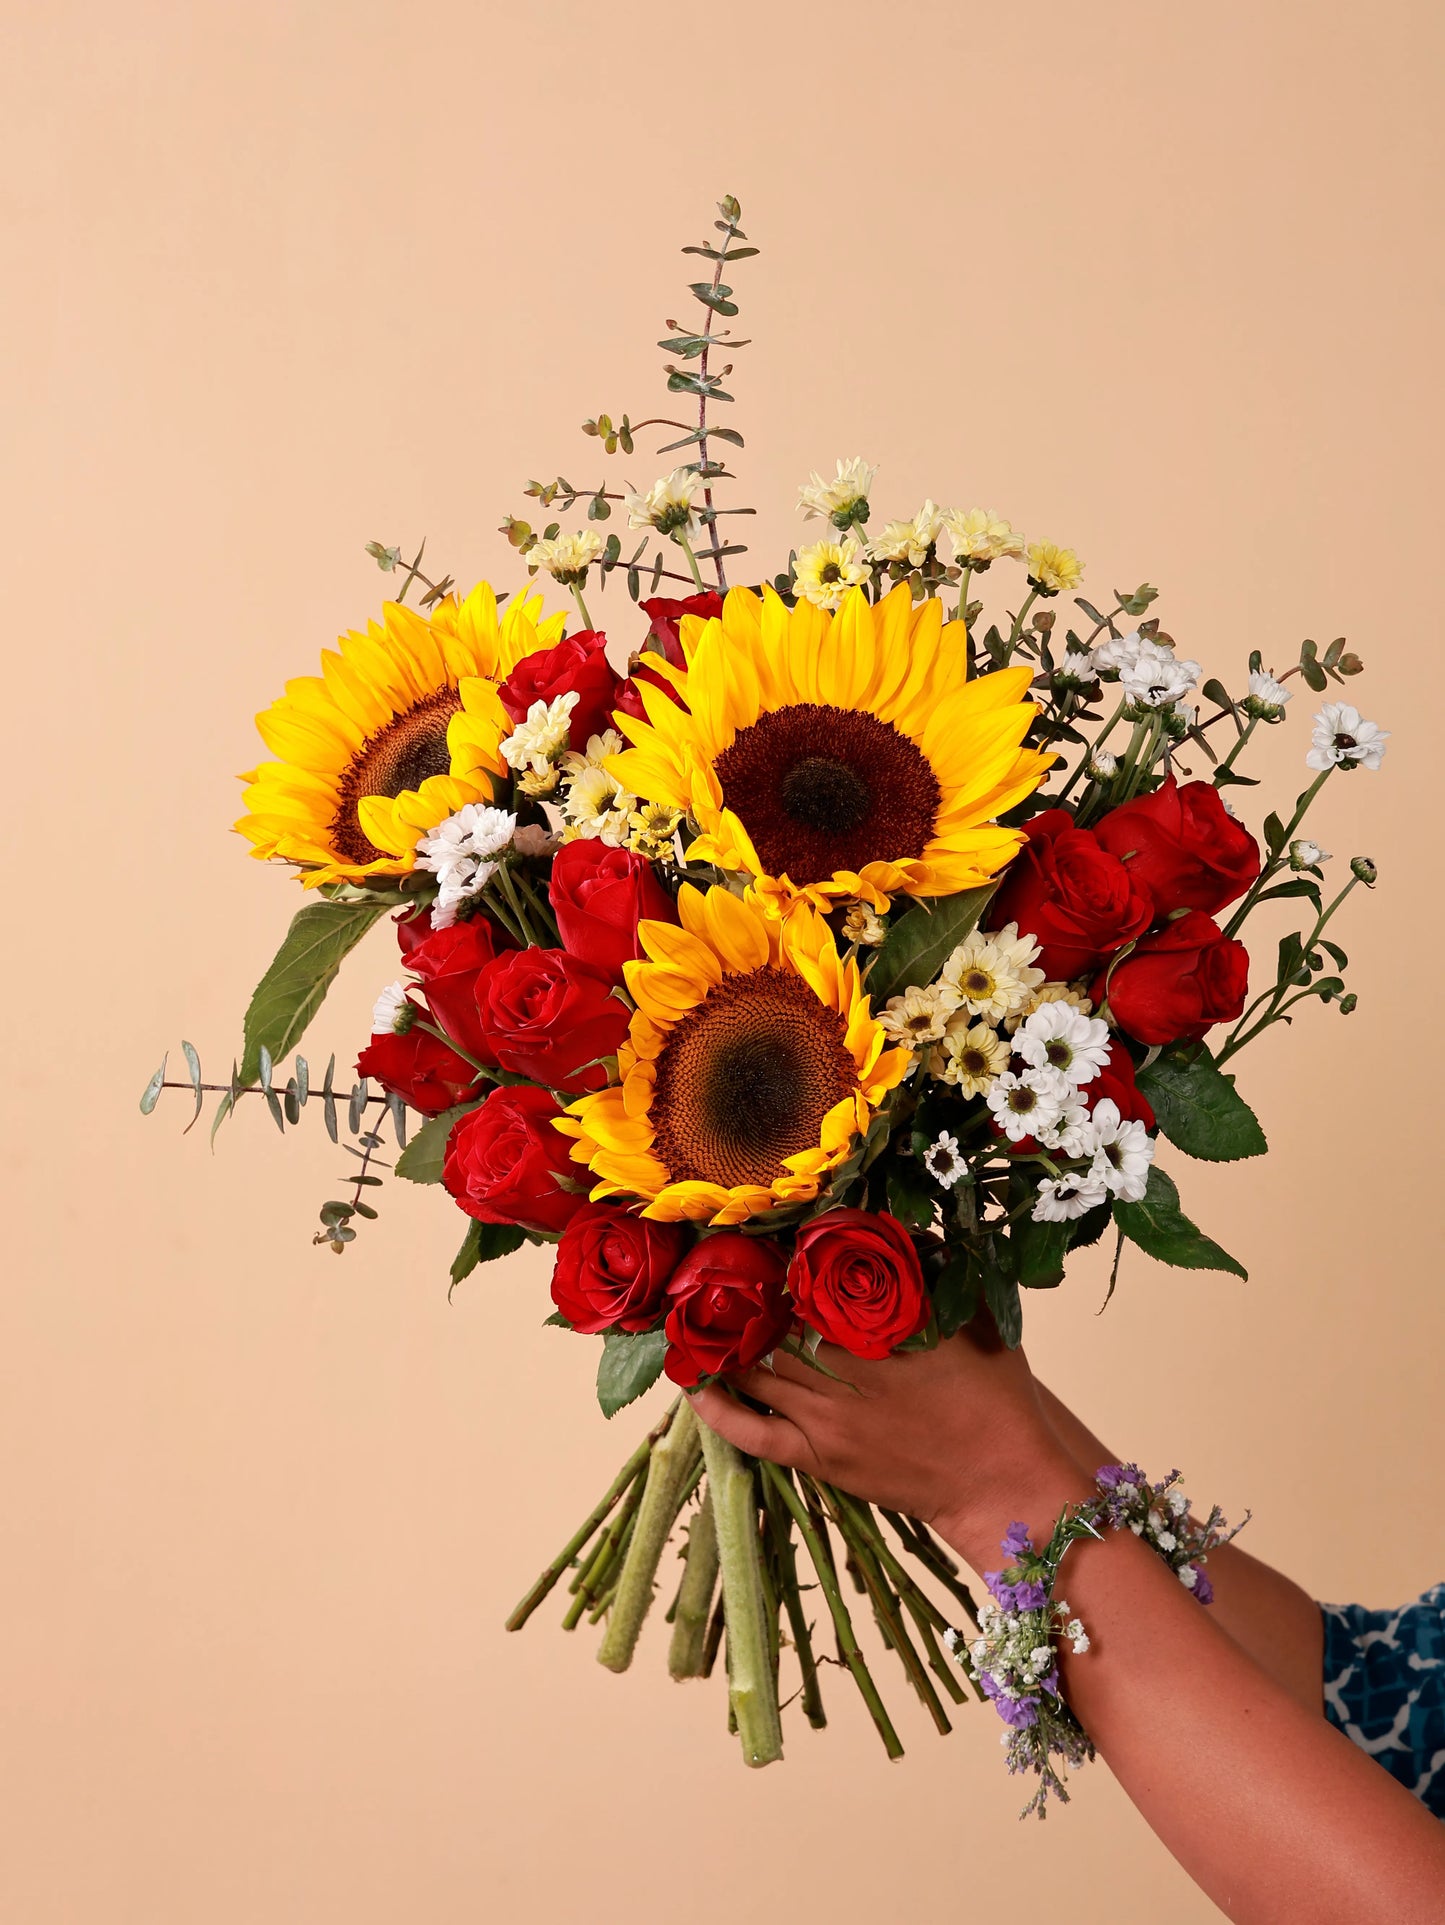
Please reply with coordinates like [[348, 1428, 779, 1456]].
[[945, 1464, 1248, 1817]]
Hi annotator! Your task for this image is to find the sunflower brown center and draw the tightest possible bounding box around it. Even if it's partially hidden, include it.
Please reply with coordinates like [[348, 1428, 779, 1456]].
[[330, 688, 461, 865], [649, 965, 859, 1191], [712, 703, 941, 886]]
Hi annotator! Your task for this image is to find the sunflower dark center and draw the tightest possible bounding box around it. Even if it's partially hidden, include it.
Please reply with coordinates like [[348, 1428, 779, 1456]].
[[330, 688, 461, 865], [649, 965, 859, 1191], [712, 703, 941, 886]]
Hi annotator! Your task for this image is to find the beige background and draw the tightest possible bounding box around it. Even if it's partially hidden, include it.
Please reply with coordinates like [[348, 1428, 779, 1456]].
[[4, 3, 1442, 1919]]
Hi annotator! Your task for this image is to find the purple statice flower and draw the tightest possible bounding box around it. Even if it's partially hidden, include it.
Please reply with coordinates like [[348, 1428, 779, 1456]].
[[979, 1675, 1040, 1729], [984, 1574, 1049, 1611], [1191, 1564, 1215, 1605], [1001, 1520, 1033, 1559], [1094, 1462, 1139, 1490]]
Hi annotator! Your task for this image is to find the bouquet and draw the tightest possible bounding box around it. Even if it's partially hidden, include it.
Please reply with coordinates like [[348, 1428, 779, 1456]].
[[146, 196, 1386, 1779]]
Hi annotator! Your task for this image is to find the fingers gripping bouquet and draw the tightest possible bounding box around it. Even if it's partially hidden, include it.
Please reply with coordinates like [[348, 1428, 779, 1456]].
[[146, 197, 1387, 1776]]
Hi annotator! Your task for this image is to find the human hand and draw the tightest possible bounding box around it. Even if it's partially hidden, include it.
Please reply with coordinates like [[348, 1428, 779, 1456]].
[[688, 1326, 1089, 1570]]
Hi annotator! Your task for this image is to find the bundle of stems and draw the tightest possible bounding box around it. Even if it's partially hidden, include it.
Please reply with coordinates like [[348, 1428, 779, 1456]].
[[506, 1398, 984, 1766]]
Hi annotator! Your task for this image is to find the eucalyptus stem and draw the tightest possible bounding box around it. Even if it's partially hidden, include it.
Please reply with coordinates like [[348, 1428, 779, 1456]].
[[668, 1487, 720, 1679], [596, 1399, 700, 1670], [762, 1462, 903, 1760], [697, 1419, 784, 1767]]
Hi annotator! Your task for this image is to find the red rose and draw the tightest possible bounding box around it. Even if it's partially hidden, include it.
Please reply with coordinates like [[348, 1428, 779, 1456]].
[[475, 946, 631, 1091], [639, 592, 722, 668], [662, 1234, 792, 1388], [549, 839, 678, 982], [442, 1084, 582, 1234], [550, 1203, 690, 1333], [1086, 1041, 1156, 1129], [356, 1023, 479, 1117], [614, 661, 682, 722], [401, 914, 501, 1064], [787, 1209, 930, 1360], [1093, 776, 1260, 918], [1096, 911, 1249, 1046], [989, 809, 1154, 980], [497, 629, 622, 751]]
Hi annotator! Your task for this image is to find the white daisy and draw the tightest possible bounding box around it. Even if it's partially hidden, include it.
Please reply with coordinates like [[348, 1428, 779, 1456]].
[[625, 467, 702, 539], [1306, 702, 1389, 772], [1086, 748, 1118, 781], [1289, 838, 1331, 870], [370, 981, 412, 1036], [1012, 1001, 1112, 1086], [1031, 1170, 1109, 1222], [986, 1067, 1071, 1143], [1120, 640, 1201, 710], [1054, 649, 1097, 688], [1063, 1097, 1154, 1202], [1244, 669, 1291, 719], [923, 1131, 967, 1185], [526, 529, 603, 585], [1091, 630, 1147, 676], [866, 500, 947, 568]]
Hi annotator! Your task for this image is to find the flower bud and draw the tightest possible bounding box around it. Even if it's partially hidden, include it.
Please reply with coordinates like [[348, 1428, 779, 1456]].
[[1350, 856, 1378, 885], [365, 541, 401, 571], [1338, 992, 1358, 1015], [1289, 838, 1330, 871], [1086, 749, 1117, 781]]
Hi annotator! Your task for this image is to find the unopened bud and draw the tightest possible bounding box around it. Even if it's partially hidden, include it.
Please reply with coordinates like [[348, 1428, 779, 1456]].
[[1087, 749, 1118, 781], [1289, 839, 1330, 871], [365, 541, 401, 572], [1350, 856, 1377, 885], [1338, 992, 1358, 1015]]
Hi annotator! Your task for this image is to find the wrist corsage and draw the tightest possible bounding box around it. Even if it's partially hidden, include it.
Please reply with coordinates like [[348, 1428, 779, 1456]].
[[946, 1463, 1247, 1817]]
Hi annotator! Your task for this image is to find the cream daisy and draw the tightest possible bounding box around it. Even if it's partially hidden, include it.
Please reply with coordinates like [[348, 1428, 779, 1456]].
[[625, 467, 702, 539], [797, 457, 876, 528], [878, 981, 962, 1047], [942, 922, 1045, 1023], [527, 530, 603, 585], [1306, 703, 1390, 772], [867, 501, 947, 568], [1025, 541, 1083, 594], [943, 507, 1025, 565], [792, 536, 870, 612], [933, 1018, 1011, 1095], [501, 693, 578, 778]]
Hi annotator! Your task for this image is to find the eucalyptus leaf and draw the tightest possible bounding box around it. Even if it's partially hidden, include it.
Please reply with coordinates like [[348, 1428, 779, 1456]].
[[239, 899, 388, 1087], [1113, 1167, 1247, 1278], [866, 884, 998, 1004], [596, 1328, 668, 1418], [1136, 1045, 1268, 1162], [139, 1057, 167, 1115]]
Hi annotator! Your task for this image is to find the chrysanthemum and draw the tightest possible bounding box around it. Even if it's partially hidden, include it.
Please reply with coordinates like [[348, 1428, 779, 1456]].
[[237, 583, 561, 888], [1025, 541, 1084, 594], [866, 501, 946, 568], [941, 922, 1045, 1023], [792, 536, 869, 612], [933, 1018, 1010, 1095], [944, 508, 1025, 565], [607, 585, 1053, 913], [557, 884, 909, 1224]]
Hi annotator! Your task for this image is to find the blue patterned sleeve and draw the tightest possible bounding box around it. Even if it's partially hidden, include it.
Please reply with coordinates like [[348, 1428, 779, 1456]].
[[1321, 1583, 1445, 1817]]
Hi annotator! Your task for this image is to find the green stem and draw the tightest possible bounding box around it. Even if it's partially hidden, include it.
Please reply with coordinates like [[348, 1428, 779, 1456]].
[[668, 1487, 720, 1679], [1212, 713, 1259, 782], [1215, 874, 1360, 1064], [955, 561, 973, 629], [1004, 587, 1039, 660], [697, 1419, 785, 1768], [505, 1425, 661, 1629], [762, 1463, 903, 1760], [1223, 767, 1333, 939], [572, 582, 596, 631], [563, 1473, 646, 1629], [507, 863, 560, 944], [761, 1472, 826, 1729], [820, 1486, 952, 1734], [1057, 698, 1126, 803], [675, 533, 708, 592], [596, 1399, 700, 1670]]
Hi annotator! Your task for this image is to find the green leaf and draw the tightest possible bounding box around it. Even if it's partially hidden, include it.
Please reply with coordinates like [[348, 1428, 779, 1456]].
[[394, 1103, 478, 1184], [981, 1250, 1023, 1348], [139, 1056, 167, 1115], [1011, 1210, 1070, 1289], [886, 1158, 936, 1231], [1113, 1167, 1247, 1278], [596, 1329, 668, 1418], [866, 884, 998, 1004], [449, 1218, 525, 1290], [1136, 1045, 1268, 1162], [932, 1251, 978, 1338], [239, 900, 388, 1087]]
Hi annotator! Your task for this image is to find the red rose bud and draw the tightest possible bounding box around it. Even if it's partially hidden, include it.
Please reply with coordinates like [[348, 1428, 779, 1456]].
[[475, 946, 631, 1091], [400, 914, 502, 1065], [550, 1203, 690, 1334], [442, 1084, 582, 1235], [497, 629, 622, 751], [639, 592, 723, 668], [550, 839, 679, 982], [1092, 775, 1260, 918], [1097, 910, 1249, 1046], [662, 1234, 792, 1388], [356, 1026, 480, 1117], [989, 809, 1154, 981], [614, 659, 682, 722], [1086, 1041, 1156, 1130], [787, 1209, 931, 1360]]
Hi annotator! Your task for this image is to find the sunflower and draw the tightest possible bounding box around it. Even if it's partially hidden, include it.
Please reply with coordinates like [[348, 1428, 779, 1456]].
[[606, 583, 1053, 912], [237, 582, 563, 887], [556, 884, 909, 1225]]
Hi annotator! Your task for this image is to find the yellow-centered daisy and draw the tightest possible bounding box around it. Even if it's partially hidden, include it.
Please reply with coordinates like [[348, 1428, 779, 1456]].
[[237, 582, 562, 887], [556, 884, 909, 1225], [606, 583, 1053, 912]]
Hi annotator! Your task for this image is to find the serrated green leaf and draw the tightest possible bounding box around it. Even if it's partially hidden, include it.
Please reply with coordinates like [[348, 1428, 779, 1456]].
[[866, 884, 998, 1004], [1136, 1045, 1268, 1162], [885, 1158, 936, 1231], [596, 1328, 668, 1418], [239, 900, 388, 1087], [981, 1250, 1023, 1347], [1113, 1167, 1247, 1278], [449, 1218, 525, 1291], [394, 1103, 479, 1184], [932, 1251, 978, 1337], [1011, 1209, 1070, 1289]]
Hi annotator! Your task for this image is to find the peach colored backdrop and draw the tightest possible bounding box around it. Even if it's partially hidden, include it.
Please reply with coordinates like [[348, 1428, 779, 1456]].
[[5, 3, 1442, 1919]]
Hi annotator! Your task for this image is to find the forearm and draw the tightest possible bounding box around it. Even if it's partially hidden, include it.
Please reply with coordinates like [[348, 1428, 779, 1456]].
[[1035, 1383, 1324, 1714], [938, 1458, 1445, 1925]]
